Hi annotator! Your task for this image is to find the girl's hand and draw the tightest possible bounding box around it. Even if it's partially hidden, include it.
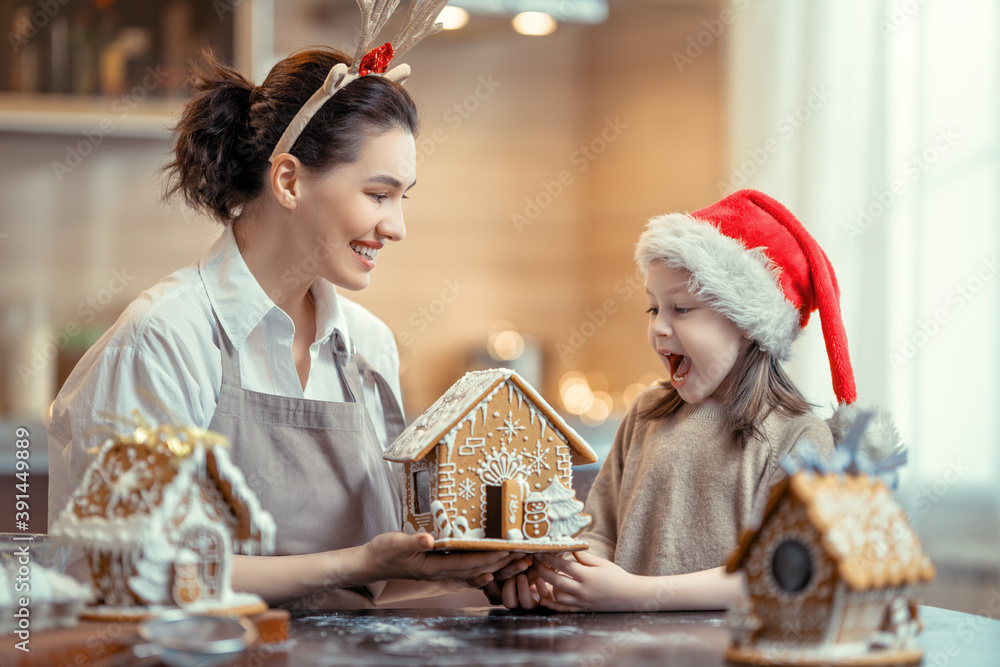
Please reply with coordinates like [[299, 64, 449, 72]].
[[481, 554, 535, 605], [360, 532, 518, 585], [532, 551, 642, 612], [483, 566, 553, 610]]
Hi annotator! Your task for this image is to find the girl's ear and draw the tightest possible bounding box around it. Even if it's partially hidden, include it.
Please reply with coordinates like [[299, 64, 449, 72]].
[[268, 153, 303, 210]]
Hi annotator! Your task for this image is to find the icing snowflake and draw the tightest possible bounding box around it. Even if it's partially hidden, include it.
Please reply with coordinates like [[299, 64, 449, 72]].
[[457, 478, 477, 501], [496, 411, 526, 443], [523, 440, 551, 477]]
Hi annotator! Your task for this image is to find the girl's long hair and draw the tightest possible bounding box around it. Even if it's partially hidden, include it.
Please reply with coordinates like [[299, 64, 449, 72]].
[[639, 339, 812, 449]]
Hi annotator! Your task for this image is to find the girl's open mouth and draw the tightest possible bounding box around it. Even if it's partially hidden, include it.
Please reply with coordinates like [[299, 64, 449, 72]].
[[666, 353, 691, 383]]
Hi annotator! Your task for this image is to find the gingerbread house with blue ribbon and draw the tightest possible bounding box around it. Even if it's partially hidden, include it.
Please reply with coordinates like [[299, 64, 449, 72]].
[[725, 414, 935, 666]]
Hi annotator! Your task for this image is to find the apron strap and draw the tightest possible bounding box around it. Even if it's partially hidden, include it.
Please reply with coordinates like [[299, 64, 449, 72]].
[[332, 330, 361, 402], [358, 358, 406, 442], [212, 309, 242, 388], [333, 330, 406, 443]]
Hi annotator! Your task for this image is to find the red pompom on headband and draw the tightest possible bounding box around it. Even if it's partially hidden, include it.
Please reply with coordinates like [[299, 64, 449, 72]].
[[359, 42, 395, 77]]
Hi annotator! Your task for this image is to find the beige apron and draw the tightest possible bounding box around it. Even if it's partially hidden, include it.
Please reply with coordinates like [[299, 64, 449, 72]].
[[207, 313, 405, 608]]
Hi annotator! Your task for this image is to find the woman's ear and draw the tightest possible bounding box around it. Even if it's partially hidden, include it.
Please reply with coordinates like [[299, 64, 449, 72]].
[[269, 153, 303, 210]]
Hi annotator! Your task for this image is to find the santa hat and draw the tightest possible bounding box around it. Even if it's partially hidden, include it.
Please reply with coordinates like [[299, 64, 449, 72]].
[[635, 189, 901, 460]]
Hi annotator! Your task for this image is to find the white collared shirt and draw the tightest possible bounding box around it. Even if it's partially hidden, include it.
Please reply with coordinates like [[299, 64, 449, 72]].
[[47, 226, 403, 523]]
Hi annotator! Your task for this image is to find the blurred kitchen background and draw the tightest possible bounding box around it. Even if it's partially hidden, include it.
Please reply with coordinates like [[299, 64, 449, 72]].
[[0, 0, 997, 613]]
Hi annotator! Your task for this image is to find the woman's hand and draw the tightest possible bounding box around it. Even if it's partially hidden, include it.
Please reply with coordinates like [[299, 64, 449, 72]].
[[531, 551, 642, 612], [360, 532, 520, 585]]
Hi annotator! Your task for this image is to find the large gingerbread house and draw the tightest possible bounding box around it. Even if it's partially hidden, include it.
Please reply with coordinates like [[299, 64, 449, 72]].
[[384, 369, 597, 551], [51, 421, 275, 615], [725, 469, 935, 665]]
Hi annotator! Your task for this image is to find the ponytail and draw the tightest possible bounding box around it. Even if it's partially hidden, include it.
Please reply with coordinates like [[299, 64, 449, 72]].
[[163, 50, 267, 223]]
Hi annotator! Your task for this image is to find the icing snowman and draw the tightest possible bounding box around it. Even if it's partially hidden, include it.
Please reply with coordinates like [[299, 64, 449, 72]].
[[172, 554, 202, 606], [523, 499, 550, 539]]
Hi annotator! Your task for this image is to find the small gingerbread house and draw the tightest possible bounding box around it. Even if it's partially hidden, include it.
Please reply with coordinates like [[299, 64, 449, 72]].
[[51, 422, 275, 613], [725, 470, 935, 666], [384, 369, 597, 551]]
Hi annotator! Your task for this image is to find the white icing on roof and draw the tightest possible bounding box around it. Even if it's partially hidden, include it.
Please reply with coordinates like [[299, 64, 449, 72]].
[[384, 368, 596, 464], [51, 438, 275, 557], [729, 472, 935, 591], [800, 475, 934, 589]]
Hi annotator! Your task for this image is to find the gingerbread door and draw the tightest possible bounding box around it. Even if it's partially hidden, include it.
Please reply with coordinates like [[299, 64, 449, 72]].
[[181, 526, 226, 599], [484, 478, 524, 539]]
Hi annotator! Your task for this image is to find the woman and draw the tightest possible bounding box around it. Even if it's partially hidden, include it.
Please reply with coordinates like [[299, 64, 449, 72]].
[[47, 47, 516, 608]]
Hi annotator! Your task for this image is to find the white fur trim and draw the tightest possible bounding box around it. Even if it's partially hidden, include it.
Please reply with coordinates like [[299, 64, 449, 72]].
[[827, 402, 903, 463], [635, 213, 801, 359]]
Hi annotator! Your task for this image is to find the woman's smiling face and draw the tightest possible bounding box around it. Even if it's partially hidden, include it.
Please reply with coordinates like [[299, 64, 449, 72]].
[[645, 262, 748, 405], [295, 127, 416, 291]]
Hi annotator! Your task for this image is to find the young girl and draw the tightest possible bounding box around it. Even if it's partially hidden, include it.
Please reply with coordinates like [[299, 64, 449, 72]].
[[492, 189, 898, 612], [49, 7, 518, 608]]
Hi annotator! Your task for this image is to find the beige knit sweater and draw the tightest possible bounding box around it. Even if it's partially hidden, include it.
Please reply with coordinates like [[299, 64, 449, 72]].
[[580, 387, 834, 576]]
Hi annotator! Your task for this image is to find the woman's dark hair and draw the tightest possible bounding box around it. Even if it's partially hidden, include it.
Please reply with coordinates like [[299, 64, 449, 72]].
[[639, 339, 812, 449], [164, 48, 419, 223]]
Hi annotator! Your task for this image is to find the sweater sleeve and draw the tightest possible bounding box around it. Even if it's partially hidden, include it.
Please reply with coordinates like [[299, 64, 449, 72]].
[[577, 398, 643, 561]]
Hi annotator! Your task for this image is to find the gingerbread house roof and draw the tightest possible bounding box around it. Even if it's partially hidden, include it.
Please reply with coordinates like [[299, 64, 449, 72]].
[[727, 472, 935, 591], [51, 438, 275, 557], [384, 368, 597, 465]]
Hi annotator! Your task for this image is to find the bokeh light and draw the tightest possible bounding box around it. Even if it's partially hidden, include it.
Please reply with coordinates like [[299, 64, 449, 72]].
[[512, 11, 557, 36], [438, 6, 470, 30]]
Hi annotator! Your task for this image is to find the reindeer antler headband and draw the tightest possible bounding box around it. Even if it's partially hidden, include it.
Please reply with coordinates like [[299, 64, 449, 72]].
[[268, 0, 449, 162]]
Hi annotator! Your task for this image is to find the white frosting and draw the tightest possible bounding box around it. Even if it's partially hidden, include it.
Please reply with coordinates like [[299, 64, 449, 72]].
[[804, 476, 931, 586], [49, 434, 274, 611], [384, 368, 596, 464]]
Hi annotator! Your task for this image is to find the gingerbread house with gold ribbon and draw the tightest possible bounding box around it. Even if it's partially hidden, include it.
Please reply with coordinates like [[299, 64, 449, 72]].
[[51, 419, 275, 614], [384, 369, 597, 551]]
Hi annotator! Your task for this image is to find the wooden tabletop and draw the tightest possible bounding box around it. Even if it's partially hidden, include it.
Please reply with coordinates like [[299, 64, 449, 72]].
[[230, 605, 1000, 667], [4, 605, 999, 666]]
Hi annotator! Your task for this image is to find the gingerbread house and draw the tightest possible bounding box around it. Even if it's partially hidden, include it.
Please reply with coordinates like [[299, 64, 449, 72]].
[[50, 422, 275, 615], [383, 369, 597, 551], [725, 470, 935, 666]]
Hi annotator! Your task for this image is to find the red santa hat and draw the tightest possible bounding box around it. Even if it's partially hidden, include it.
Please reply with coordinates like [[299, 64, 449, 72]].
[[635, 189, 900, 457]]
